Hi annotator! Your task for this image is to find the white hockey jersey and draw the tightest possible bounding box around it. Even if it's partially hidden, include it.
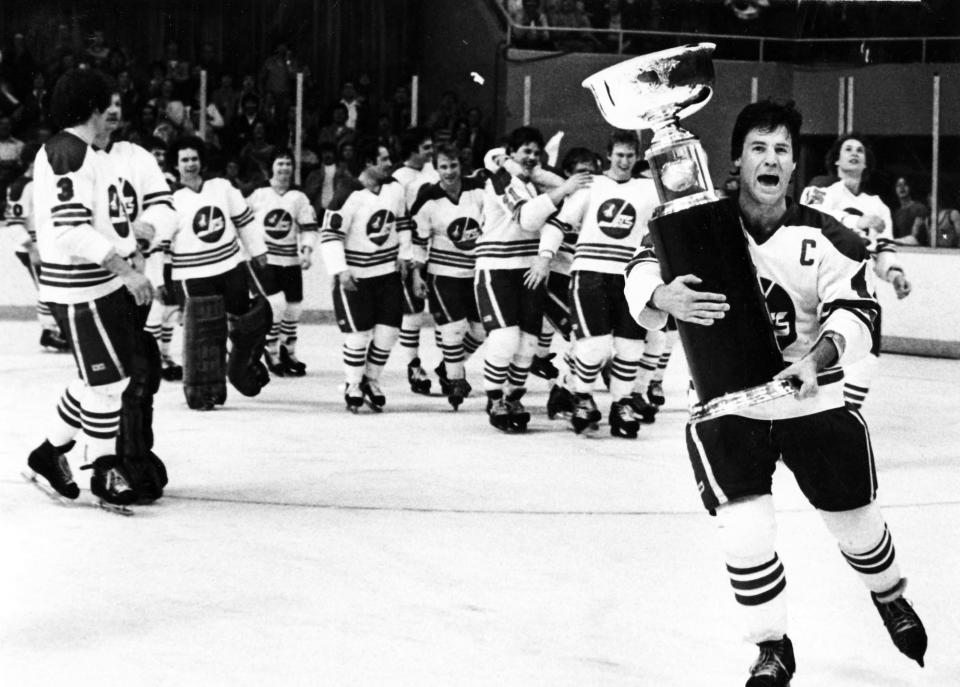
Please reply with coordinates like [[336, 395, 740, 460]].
[[320, 177, 409, 278], [33, 129, 134, 304], [168, 178, 262, 280], [542, 174, 659, 275], [411, 176, 485, 278], [475, 166, 557, 270], [393, 162, 440, 211], [4, 175, 34, 252], [625, 200, 878, 420], [246, 185, 318, 267]]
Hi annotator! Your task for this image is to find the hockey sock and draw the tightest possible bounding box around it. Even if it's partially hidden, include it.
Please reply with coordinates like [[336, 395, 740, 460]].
[[343, 331, 371, 384], [438, 320, 468, 379], [536, 321, 554, 359], [47, 378, 85, 447], [281, 302, 303, 354], [145, 299, 164, 344], [653, 330, 678, 383], [820, 503, 902, 595], [160, 324, 174, 359], [716, 496, 788, 644], [399, 312, 423, 363], [506, 330, 538, 393], [573, 335, 610, 394], [265, 292, 286, 356], [483, 326, 518, 393], [365, 324, 399, 381], [463, 322, 485, 361], [37, 300, 57, 332], [81, 379, 126, 459], [609, 337, 644, 400]]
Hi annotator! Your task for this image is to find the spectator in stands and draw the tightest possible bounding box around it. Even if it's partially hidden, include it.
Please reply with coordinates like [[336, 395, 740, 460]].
[[465, 106, 491, 161], [913, 186, 960, 248], [164, 41, 192, 101], [260, 42, 294, 116], [374, 112, 401, 161], [427, 90, 463, 143], [116, 69, 141, 124], [337, 80, 365, 133], [338, 138, 361, 177], [15, 72, 50, 135], [240, 120, 276, 183], [83, 30, 110, 70], [891, 176, 928, 244], [5, 32, 36, 103], [316, 102, 355, 148], [304, 141, 355, 215], [548, 0, 600, 52], [237, 73, 259, 114], [230, 93, 266, 151], [197, 41, 223, 88], [509, 0, 552, 49], [212, 73, 240, 128], [388, 83, 412, 133], [0, 114, 24, 212], [146, 60, 167, 99]]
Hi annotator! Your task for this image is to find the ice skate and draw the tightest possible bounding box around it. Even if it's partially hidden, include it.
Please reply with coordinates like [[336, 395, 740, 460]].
[[344, 382, 363, 412], [570, 393, 601, 435], [360, 376, 386, 411], [435, 362, 452, 396], [546, 383, 575, 419], [609, 399, 640, 439], [629, 391, 659, 424], [872, 579, 927, 667], [160, 356, 184, 381], [280, 345, 307, 377], [40, 328, 70, 352], [647, 379, 665, 406], [26, 439, 79, 500], [486, 392, 512, 431], [530, 353, 559, 380], [82, 455, 137, 506], [407, 357, 432, 395], [505, 388, 530, 431], [745, 635, 795, 687], [263, 349, 286, 377], [447, 378, 470, 411]]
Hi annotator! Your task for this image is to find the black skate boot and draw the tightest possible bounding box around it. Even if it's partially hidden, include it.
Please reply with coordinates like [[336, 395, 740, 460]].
[[609, 399, 640, 439], [647, 379, 665, 406], [629, 391, 659, 424], [546, 383, 575, 420], [407, 357, 432, 395], [280, 345, 307, 376], [82, 455, 137, 506], [505, 388, 531, 431], [872, 579, 927, 667], [530, 353, 559, 381], [263, 349, 286, 377], [360, 376, 386, 411], [486, 391, 512, 431], [435, 362, 453, 396], [447, 378, 471, 411], [26, 439, 80, 499], [746, 635, 795, 687], [40, 328, 70, 352], [570, 393, 601, 435], [160, 356, 184, 381], [344, 382, 364, 412]]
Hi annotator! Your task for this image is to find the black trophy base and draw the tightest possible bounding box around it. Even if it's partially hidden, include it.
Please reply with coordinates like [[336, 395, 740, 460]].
[[648, 198, 784, 404]]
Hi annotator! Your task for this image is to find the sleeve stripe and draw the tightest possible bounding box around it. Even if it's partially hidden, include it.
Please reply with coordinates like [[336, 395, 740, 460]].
[[232, 208, 254, 227], [50, 202, 88, 213], [143, 191, 172, 202]]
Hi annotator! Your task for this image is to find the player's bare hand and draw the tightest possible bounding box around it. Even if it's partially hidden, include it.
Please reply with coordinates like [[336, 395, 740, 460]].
[[523, 255, 551, 289], [337, 270, 359, 292], [775, 357, 818, 400], [398, 258, 411, 280], [857, 214, 885, 235], [411, 270, 428, 299], [155, 284, 167, 303], [132, 220, 156, 248], [251, 253, 269, 270], [651, 274, 728, 326], [559, 171, 592, 197], [123, 271, 155, 307], [891, 272, 911, 299], [801, 187, 826, 206]]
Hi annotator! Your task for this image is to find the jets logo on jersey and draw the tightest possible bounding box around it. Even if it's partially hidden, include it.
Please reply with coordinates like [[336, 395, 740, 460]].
[[596, 198, 636, 239], [366, 209, 395, 246], [264, 208, 294, 240], [107, 184, 130, 238], [121, 179, 139, 221], [446, 217, 481, 250], [759, 277, 797, 351], [193, 206, 227, 243]]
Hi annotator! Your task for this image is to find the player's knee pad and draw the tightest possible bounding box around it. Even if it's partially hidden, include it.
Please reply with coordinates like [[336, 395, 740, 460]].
[[146, 299, 165, 329], [227, 295, 272, 396], [644, 327, 666, 354], [819, 502, 885, 553], [343, 330, 372, 352], [284, 301, 303, 322], [85, 378, 129, 409], [267, 291, 286, 324], [401, 311, 424, 329], [467, 321, 486, 342], [183, 295, 228, 409], [576, 335, 612, 368], [438, 319, 469, 345], [540, 318, 555, 336], [716, 495, 777, 565], [613, 336, 645, 362], [371, 323, 399, 351], [484, 326, 519, 366], [515, 330, 539, 366]]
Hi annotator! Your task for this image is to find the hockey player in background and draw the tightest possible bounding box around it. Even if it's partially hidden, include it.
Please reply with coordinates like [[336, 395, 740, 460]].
[[410, 142, 486, 409], [474, 125, 590, 431], [800, 133, 912, 410], [320, 140, 410, 412], [246, 149, 318, 377], [25, 69, 156, 506], [4, 141, 70, 352], [624, 100, 926, 685]]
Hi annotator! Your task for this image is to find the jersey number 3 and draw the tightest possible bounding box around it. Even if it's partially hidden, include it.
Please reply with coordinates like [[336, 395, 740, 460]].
[[57, 178, 74, 202]]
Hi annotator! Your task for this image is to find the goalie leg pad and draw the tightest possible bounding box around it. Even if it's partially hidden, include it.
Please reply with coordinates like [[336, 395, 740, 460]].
[[227, 294, 273, 396], [182, 295, 228, 409]]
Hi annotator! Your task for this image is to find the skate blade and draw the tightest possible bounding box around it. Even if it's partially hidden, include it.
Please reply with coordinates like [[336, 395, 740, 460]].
[[22, 470, 134, 516], [572, 422, 600, 436], [364, 400, 384, 413]]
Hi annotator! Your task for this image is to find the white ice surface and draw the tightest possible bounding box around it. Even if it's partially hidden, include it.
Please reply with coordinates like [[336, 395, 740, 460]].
[[1, 320, 958, 687]]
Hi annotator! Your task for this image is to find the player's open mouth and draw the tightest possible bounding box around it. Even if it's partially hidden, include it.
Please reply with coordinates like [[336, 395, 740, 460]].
[[757, 174, 779, 187]]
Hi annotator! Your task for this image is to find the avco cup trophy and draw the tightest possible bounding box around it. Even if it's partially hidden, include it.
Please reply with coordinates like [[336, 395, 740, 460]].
[[583, 43, 798, 423]]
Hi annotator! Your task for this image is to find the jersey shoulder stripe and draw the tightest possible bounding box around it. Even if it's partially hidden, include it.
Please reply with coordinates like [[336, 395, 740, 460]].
[[489, 167, 513, 196], [789, 202, 867, 262], [43, 131, 89, 174]]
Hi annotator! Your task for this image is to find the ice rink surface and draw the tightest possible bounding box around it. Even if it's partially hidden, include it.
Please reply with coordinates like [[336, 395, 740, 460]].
[[2, 320, 958, 687]]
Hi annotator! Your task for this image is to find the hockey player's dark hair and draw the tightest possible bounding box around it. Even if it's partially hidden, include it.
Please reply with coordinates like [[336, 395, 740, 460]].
[[270, 148, 295, 167], [730, 99, 802, 161], [561, 147, 600, 176], [434, 142, 460, 163], [606, 129, 640, 155], [357, 139, 387, 169], [20, 141, 42, 168], [399, 126, 433, 160], [50, 69, 112, 128], [825, 132, 875, 187], [143, 135, 168, 154], [169, 135, 206, 170], [506, 126, 545, 154]]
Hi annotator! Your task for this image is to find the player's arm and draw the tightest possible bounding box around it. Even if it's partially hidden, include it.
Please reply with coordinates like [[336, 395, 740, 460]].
[[295, 194, 319, 269], [408, 184, 435, 266], [133, 145, 176, 251], [228, 183, 266, 266], [320, 188, 355, 290]]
